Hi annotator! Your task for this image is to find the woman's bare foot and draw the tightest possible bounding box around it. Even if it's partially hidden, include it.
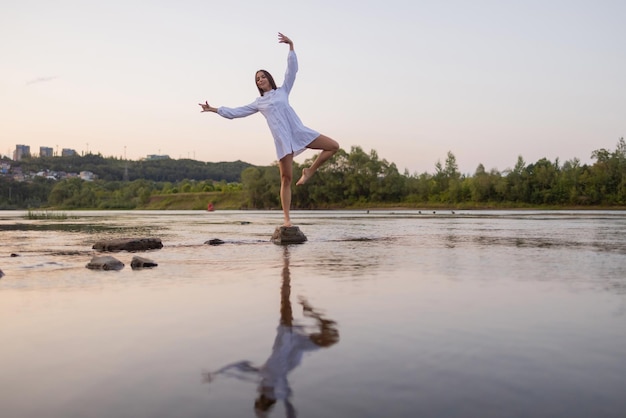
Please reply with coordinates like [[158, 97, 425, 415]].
[[296, 168, 312, 186]]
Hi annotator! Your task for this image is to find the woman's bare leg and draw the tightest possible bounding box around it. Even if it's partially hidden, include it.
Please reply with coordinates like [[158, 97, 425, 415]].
[[278, 154, 294, 227], [296, 134, 339, 186]]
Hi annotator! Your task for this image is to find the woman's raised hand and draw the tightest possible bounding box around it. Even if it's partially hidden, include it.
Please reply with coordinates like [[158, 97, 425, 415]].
[[278, 32, 293, 49]]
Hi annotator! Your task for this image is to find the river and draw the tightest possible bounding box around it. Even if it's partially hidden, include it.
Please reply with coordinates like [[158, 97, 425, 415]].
[[1, 210, 625, 417]]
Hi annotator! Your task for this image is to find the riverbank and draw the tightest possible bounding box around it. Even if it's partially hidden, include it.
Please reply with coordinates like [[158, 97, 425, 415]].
[[136, 192, 626, 211], [141, 191, 247, 210]]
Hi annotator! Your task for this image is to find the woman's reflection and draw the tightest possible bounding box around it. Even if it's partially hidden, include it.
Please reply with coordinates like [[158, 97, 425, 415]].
[[203, 246, 339, 417]]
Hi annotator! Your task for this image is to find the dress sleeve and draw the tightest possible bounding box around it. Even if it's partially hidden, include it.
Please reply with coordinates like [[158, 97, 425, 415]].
[[282, 50, 298, 94], [217, 102, 258, 119]]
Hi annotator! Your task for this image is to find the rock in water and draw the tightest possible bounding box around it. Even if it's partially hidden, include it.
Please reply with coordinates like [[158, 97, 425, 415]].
[[86, 256, 124, 271], [271, 226, 307, 245], [92, 238, 163, 252], [205, 238, 225, 246], [0, 269, 4, 279], [130, 256, 158, 269]]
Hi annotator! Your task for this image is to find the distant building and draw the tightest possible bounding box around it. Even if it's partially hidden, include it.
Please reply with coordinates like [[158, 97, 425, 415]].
[[146, 154, 171, 160], [13, 144, 30, 161], [12, 166, 24, 181], [79, 171, 95, 181], [62, 148, 77, 157], [40, 146, 54, 157]]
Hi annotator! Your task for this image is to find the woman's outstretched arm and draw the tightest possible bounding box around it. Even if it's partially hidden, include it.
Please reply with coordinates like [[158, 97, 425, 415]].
[[280, 33, 298, 94], [199, 100, 258, 119]]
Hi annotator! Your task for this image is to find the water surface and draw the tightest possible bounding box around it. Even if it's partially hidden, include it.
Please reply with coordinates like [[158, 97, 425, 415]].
[[1, 210, 625, 417]]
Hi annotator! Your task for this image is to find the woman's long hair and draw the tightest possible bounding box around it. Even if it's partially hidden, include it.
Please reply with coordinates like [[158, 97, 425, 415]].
[[256, 70, 277, 96]]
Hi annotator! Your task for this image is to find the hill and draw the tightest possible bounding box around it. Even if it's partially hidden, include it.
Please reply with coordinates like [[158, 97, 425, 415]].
[[8, 154, 253, 183]]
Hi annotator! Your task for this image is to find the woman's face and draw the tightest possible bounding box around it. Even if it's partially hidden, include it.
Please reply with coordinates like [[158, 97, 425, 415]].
[[256, 71, 272, 92]]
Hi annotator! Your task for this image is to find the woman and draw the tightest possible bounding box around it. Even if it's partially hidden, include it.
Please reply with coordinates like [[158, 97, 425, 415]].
[[199, 33, 339, 227]]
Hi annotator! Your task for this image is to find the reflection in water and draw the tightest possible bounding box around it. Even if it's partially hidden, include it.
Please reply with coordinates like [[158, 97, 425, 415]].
[[203, 246, 340, 417]]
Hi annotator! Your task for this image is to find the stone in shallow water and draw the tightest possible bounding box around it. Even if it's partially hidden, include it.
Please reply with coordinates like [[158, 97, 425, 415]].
[[130, 256, 158, 269], [0, 269, 4, 278], [271, 226, 307, 245], [92, 238, 163, 252], [86, 256, 124, 271], [205, 238, 225, 246]]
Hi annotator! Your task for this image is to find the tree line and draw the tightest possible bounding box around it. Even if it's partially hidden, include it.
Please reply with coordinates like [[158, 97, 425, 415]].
[[242, 138, 626, 209], [0, 177, 242, 210], [1, 138, 624, 209]]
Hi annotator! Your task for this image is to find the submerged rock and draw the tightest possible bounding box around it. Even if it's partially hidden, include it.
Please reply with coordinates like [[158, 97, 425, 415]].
[[130, 256, 158, 269], [10, 253, 19, 257], [271, 226, 307, 245], [205, 238, 225, 246], [0, 269, 4, 278], [92, 238, 163, 252], [86, 256, 124, 271]]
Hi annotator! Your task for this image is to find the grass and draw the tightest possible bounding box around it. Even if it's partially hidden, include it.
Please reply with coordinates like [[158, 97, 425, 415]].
[[142, 191, 247, 210]]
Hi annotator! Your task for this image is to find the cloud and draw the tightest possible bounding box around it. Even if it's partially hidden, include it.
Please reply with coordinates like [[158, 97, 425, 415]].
[[25, 76, 59, 86]]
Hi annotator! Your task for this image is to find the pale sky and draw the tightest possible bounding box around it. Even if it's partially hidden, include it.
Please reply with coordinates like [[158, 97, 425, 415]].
[[2, 0, 624, 174]]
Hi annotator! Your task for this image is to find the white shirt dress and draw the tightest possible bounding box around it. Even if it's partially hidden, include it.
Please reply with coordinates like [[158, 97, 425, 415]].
[[217, 51, 320, 161]]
